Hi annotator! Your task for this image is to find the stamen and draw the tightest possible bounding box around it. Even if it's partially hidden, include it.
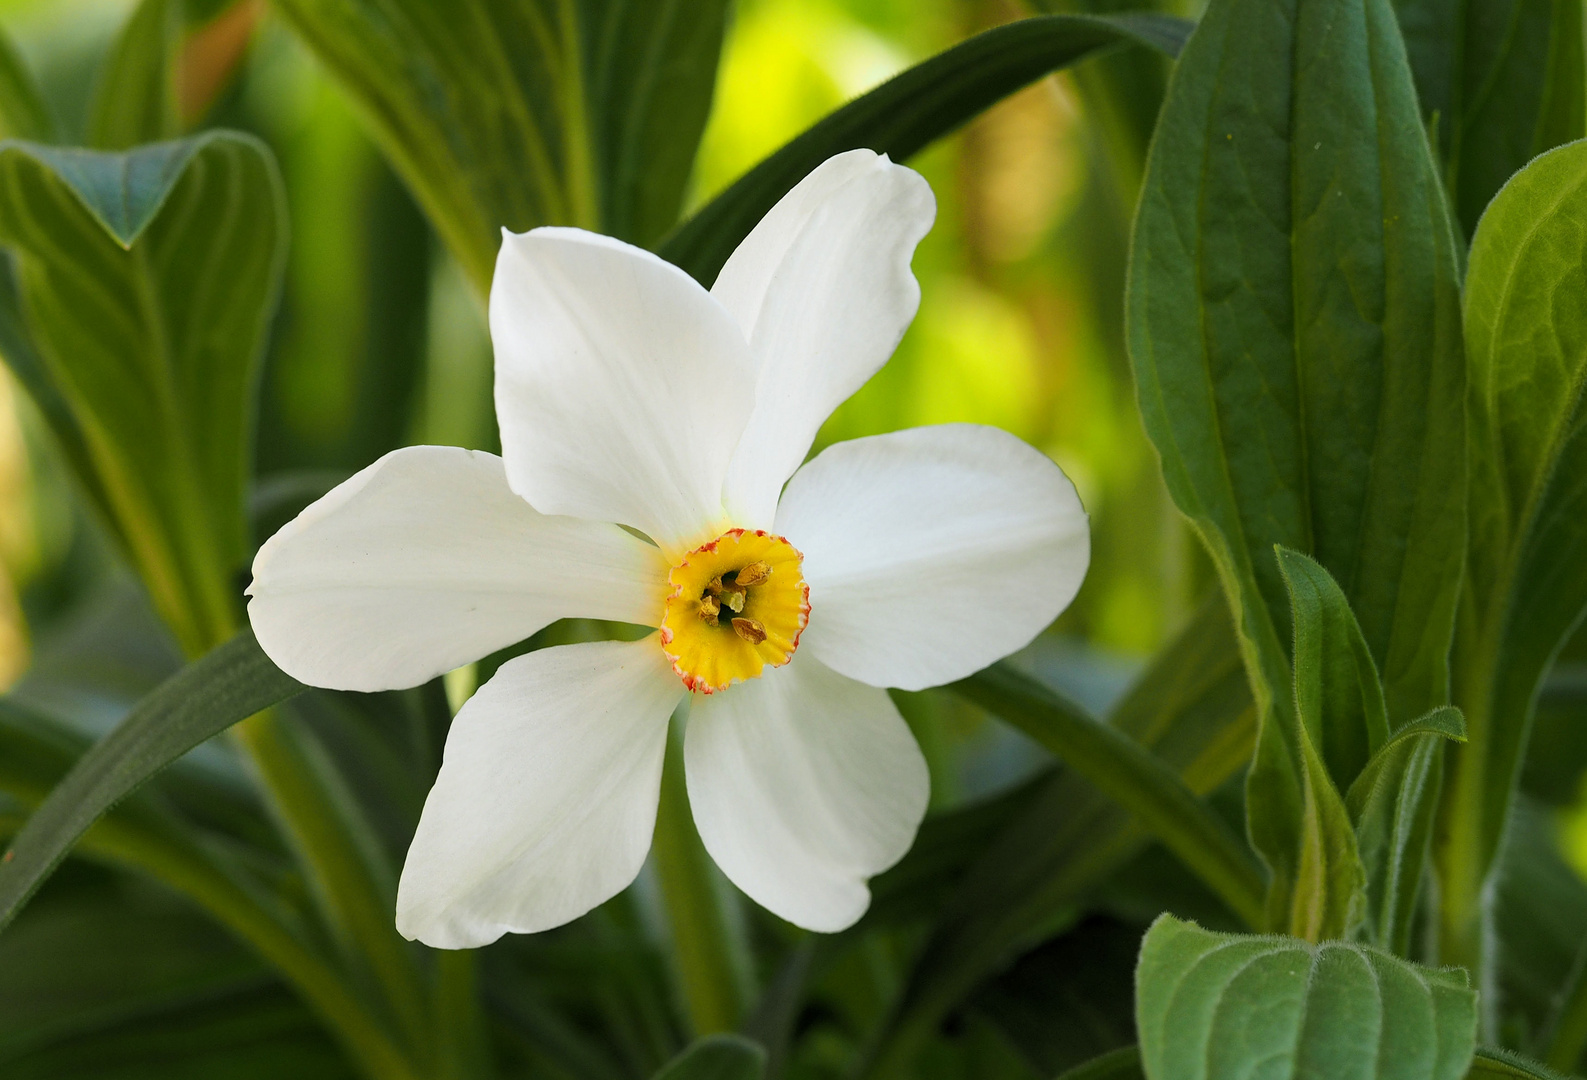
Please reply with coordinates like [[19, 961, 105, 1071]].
[[734, 562, 773, 587], [697, 594, 720, 625], [732, 617, 767, 644]]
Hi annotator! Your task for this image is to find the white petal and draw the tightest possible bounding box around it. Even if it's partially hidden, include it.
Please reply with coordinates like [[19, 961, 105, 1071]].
[[714, 150, 936, 527], [491, 227, 755, 552], [685, 655, 929, 932], [248, 445, 667, 692], [396, 638, 682, 948], [775, 424, 1089, 691]]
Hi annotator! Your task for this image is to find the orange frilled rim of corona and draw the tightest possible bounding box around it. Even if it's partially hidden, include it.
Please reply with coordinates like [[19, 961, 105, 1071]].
[[659, 529, 810, 694]]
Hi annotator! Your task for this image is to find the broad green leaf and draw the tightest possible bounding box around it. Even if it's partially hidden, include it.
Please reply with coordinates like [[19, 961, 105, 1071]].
[[1128, 0, 1465, 933], [88, 0, 181, 150], [0, 134, 286, 653], [1445, 139, 1587, 967], [1392, 0, 1585, 239], [866, 597, 1255, 1073], [661, 12, 1192, 287], [1136, 915, 1476, 1080], [953, 663, 1266, 930], [1468, 1049, 1573, 1079], [0, 629, 304, 933], [651, 1034, 765, 1080], [270, 0, 731, 292], [1346, 706, 1465, 951], [1056, 1047, 1146, 1080], [0, 22, 51, 142]]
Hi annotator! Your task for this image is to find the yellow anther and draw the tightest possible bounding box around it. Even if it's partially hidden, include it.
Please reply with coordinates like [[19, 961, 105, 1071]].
[[697, 594, 720, 625], [734, 562, 773, 587], [732, 617, 767, 644]]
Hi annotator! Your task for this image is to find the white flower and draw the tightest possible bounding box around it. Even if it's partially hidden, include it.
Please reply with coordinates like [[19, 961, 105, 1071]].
[[247, 150, 1090, 948]]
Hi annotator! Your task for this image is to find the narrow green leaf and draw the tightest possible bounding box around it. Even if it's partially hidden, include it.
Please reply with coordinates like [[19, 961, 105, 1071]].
[[1128, 0, 1465, 934], [0, 133, 286, 653], [1277, 547, 1391, 787], [1468, 1049, 1573, 1079], [953, 663, 1266, 931], [0, 22, 52, 142], [651, 1034, 765, 1080], [271, 0, 730, 292], [1137, 915, 1477, 1080], [1055, 1047, 1145, 1080], [88, 0, 181, 150], [1445, 138, 1587, 968], [1346, 706, 1464, 951], [865, 597, 1255, 1073], [661, 12, 1192, 287], [1393, 0, 1585, 239], [0, 629, 305, 933]]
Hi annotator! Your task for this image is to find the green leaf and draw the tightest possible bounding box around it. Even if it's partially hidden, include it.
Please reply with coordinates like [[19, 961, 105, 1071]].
[[270, 0, 730, 293], [0, 629, 304, 934], [88, 0, 181, 150], [865, 596, 1255, 1073], [1258, 548, 1370, 940], [660, 12, 1192, 287], [1277, 547, 1390, 788], [1346, 706, 1464, 951], [953, 663, 1266, 931], [651, 1034, 765, 1080], [1445, 138, 1587, 967], [1467, 1049, 1574, 1079], [969, 916, 1140, 1076], [1128, 0, 1465, 936], [0, 134, 286, 653], [0, 22, 51, 142], [1392, 0, 1585, 239], [1136, 915, 1477, 1080], [1055, 1047, 1145, 1080]]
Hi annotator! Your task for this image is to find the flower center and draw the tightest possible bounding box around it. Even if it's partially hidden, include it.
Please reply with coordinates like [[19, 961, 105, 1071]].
[[659, 529, 810, 694]]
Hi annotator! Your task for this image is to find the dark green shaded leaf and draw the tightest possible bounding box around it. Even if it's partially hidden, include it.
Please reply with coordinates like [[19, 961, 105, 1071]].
[[651, 1034, 764, 1080], [970, 915, 1139, 1075], [866, 597, 1255, 1073], [953, 663, 1265, 930], [661, 12, 1192, 287], [1128, 0, 1465, 935], [0, 629, 304, 933], [271, 0, 730, 292], [88, 0, 181, 150], [0, 134, 286, 652], [1136, 914, 1476, 1080], [1445, 138, 1587, 968], [1392, 0, 1585, 238], [1055, 1047, 1145, 1080]]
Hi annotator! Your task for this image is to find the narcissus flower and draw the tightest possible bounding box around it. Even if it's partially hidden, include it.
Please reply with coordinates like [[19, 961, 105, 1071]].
[[247, 150, 1089, 948]]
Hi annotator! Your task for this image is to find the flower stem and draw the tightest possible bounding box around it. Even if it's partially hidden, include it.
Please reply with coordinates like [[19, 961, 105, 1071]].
[[652, 711, 751, 1035]]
